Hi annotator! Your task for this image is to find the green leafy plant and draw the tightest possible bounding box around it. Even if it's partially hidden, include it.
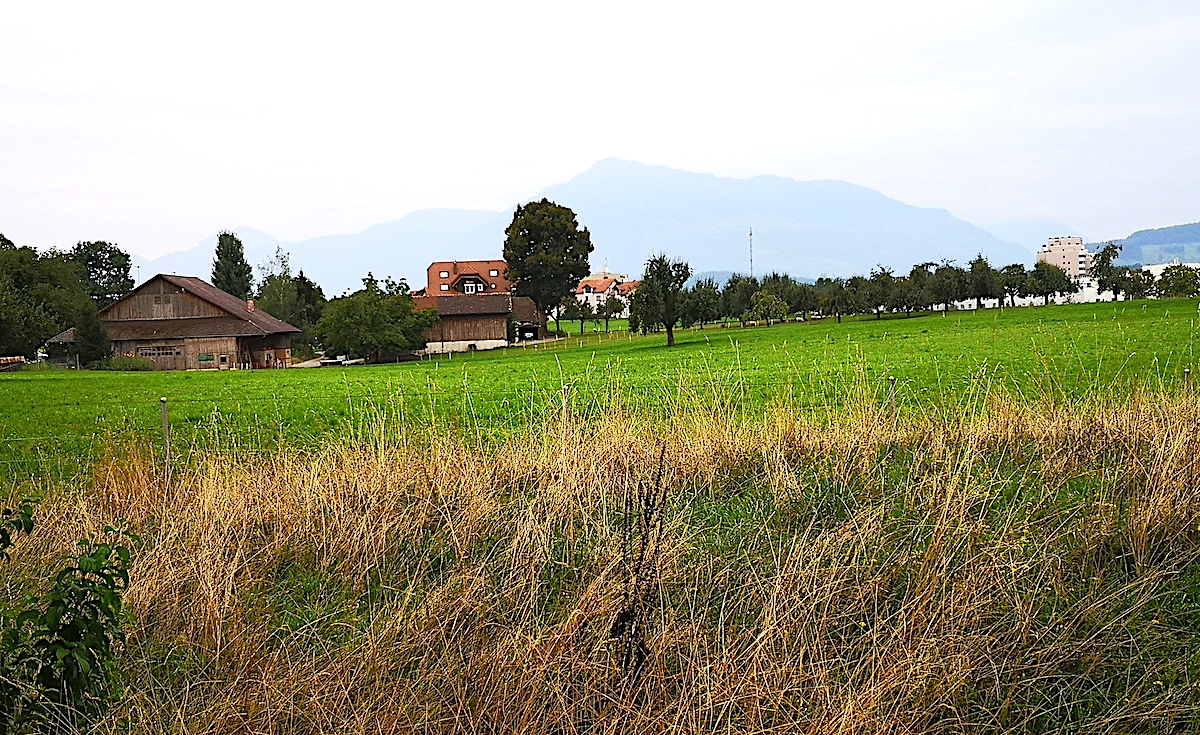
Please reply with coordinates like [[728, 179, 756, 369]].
[[1, 504, 138, 734]]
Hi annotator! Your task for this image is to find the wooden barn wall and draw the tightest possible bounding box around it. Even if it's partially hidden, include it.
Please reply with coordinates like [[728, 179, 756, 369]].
[[184, 337, 240, 369], [112, 337, 239, 371], [426, 315, 507, 343], [105, 288, 225, 321]]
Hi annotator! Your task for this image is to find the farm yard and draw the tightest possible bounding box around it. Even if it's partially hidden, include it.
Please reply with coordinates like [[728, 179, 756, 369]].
[[3, 298, 1200, 734]]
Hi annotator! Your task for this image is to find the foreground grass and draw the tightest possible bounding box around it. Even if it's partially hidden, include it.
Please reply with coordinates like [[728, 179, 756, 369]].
[[4, 388, 1199, 733], [2, 299, 1198, 488]]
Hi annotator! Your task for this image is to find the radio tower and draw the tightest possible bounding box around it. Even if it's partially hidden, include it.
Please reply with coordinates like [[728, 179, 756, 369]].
[[749, 226, 754, 278]]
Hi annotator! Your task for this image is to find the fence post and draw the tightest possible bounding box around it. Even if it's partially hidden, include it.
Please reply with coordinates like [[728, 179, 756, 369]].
[[160, 397, 171, 486], [889, 376, 897, 421]]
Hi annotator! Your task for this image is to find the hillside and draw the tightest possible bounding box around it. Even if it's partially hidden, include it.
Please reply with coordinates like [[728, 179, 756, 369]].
[[133, 160, 1032, 295], [1103, 222, 1200, 265]]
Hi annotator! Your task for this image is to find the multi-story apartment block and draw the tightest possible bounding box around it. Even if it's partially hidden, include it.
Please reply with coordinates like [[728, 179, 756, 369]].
[[1036, 236, 1093, 279]]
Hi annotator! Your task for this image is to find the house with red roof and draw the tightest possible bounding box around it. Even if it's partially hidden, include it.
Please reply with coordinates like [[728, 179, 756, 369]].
[[575, 266, 639, 317], [426, 260, 513, 296]]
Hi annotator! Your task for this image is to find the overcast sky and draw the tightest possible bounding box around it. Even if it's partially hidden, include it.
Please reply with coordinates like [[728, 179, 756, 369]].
[[3, 1, 1198, 259]]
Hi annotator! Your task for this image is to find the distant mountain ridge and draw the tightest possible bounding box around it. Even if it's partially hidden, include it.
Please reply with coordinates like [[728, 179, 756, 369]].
[[1101, 222, 1200, 265], [134, 159, 1037, 295]]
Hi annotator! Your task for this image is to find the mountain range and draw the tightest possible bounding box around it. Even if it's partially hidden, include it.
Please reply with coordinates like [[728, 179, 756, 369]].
[[135, 159, 1059, 295]]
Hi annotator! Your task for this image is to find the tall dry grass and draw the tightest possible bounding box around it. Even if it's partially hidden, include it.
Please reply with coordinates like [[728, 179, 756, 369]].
[[5, 390, 1200, 734]]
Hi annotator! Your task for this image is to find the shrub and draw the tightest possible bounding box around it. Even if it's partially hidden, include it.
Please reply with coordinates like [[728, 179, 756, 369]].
[[1, 502, 138, 733], [101, 353, 152, 371]]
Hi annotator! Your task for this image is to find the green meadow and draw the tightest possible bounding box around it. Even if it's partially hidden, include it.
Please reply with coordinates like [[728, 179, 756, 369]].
[[4, 299, 1200, 733], [2, 299, 1197, 487]]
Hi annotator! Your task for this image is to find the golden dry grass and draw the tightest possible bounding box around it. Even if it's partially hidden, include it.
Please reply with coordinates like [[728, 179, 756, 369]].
[[5, 391, 1200, 734]]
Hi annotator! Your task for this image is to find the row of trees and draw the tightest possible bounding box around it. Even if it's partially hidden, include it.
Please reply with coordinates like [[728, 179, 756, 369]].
[[626, 255, 1083, 341], [627, 248, 1200, 345]]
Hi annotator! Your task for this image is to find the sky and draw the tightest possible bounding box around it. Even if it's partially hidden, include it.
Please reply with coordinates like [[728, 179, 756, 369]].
[[3, 1, 1198, 259]]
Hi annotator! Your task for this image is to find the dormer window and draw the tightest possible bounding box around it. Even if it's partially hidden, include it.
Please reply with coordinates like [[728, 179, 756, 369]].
[[464, 282, 478, 294], [489, 269, 499, 277]]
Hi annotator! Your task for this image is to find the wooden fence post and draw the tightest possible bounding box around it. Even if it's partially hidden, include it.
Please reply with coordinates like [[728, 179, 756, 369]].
[[160, 397, 171, 486]]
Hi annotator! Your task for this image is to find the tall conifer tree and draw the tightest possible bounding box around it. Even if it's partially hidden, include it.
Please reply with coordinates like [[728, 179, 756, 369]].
[[211, 231, 253, 299]]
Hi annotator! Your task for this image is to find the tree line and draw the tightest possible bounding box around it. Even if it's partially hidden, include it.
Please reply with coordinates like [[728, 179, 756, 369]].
[[626, 246, 1200, 344]]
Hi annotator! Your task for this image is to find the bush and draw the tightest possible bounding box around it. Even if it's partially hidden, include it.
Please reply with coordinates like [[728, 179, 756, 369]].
[[1, 501, 138, 733], [101, 353, 152, 371]]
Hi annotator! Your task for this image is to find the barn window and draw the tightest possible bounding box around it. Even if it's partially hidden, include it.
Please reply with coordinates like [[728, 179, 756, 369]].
[[137, 344, 182, 358]]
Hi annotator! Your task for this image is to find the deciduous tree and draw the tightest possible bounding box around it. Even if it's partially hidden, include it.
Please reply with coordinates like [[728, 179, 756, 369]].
[[1154, 264, 1200, 298], [502, 199, 593, 326], [685, 278, 721, 329], [631, 255, 691, 346], [1000, 264, 1027, 307], [966, 254, 1002, 309], [70, 241, 134, 307], [314, 275, 437, 362]]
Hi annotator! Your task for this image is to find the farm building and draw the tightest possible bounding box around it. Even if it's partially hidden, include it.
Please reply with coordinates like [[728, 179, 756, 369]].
[[425, 259, 513, 296], [97, 274, 300, 370], [412, 293, 543, 354]]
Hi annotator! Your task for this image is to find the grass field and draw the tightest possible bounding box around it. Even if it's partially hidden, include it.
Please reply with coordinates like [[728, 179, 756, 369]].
[[3, 299, 1200, 733], [2, 299, 1197, 487]]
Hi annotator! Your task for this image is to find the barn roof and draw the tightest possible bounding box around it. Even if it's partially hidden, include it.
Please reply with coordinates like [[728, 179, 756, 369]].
[[412, 293, 514, 316], [100, 274, 300, 339], [412, 293, 543, 322]]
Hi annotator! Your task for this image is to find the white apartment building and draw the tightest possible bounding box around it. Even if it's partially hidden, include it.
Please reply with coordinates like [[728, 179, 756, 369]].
[[1036, 236, 1093, 279]]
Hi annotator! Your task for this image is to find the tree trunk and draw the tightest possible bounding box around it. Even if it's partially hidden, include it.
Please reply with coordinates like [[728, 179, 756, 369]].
[[836, 312, 842, 324], [666, 324, 675, 347]]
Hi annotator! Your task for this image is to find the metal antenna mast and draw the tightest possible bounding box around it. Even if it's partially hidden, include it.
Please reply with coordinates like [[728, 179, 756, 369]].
[[749, 226, 754, 278]]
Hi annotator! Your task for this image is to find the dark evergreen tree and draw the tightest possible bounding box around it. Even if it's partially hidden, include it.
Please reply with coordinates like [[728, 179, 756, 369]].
[[211, 231, 253, 300], [71, 302, 110, 366]]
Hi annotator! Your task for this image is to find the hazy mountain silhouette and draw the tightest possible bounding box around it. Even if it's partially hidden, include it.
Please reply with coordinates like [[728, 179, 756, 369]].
[[134, 159, 1036, 295]]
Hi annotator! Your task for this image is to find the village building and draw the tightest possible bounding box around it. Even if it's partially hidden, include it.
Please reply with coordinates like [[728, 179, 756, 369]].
[[95, 274, 299, 370], [426, 260, 513, 296], [412, 293, 543, 354], [574, 265, 639, 317]]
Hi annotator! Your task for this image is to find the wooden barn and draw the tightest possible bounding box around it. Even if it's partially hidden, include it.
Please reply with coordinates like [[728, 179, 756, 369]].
[[99, 274, 300, 370], [413, 293, 543, 354]]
